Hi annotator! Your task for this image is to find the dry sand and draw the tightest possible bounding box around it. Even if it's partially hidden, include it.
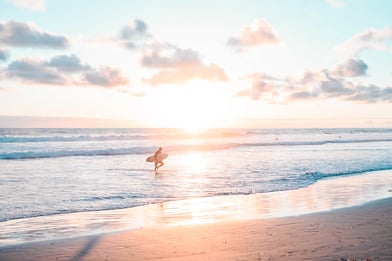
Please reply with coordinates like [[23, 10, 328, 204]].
[[1, 197, 391, 261]]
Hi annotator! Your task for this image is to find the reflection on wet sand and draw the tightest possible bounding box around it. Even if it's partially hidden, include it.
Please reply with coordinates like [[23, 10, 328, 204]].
[[150, 169, 392, 225], [1, 170, 391, 246]]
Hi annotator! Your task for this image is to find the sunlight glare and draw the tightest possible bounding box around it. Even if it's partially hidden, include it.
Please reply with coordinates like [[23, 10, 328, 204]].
[[143, 83, 231, 128], [183, 127, 207, 135], [184, 152, 207, 174]]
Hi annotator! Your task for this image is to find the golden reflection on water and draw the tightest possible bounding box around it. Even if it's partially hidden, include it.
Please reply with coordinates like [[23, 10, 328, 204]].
[[183, 152, 207, 174]]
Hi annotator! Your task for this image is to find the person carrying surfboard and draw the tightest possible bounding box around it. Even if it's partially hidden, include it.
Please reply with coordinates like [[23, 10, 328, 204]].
[[154, 147, 165, 172]]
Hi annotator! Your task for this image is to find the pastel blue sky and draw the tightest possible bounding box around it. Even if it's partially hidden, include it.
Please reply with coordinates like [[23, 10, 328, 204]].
[[0, 0, 391, 127]]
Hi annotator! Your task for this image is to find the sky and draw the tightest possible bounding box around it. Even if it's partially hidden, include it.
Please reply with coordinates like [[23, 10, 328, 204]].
[[0, 0, 391, 128]]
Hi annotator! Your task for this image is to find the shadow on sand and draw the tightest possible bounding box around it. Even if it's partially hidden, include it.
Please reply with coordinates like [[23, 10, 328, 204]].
[[69, 236, 101, 261]]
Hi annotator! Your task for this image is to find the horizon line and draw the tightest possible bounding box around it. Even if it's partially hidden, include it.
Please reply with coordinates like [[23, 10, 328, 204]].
[[0, 115, 391, 129]]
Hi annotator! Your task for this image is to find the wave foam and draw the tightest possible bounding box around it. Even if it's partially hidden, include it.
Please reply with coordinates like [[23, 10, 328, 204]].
[[1, 138, 391, 160]]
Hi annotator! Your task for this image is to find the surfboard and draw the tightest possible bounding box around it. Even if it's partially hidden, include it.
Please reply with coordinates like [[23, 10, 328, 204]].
[[146, 153, 168, 162]]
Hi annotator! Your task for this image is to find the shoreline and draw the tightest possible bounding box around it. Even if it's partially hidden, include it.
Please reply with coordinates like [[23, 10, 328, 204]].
[[0, 170, 392, 249], [1, 197, 391, 260]]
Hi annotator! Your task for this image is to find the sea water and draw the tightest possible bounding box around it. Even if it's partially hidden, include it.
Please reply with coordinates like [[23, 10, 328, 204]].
[[0, 128, 391, 245]]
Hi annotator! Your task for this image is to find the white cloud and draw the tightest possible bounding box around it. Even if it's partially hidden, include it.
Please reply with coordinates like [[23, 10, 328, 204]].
[[337, 26, 392, 57], [144, 63, 228, 86], [141, 43, 228, 85], [237, 73, 281, 100], [227, 19, 280, 48]]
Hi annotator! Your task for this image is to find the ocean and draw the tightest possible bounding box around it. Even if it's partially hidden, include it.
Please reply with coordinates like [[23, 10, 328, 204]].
[[1, 128, 391, 246]]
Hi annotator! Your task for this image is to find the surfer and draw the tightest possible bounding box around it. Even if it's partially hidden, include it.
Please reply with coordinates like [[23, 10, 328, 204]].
[[154, 147, 165, 172]]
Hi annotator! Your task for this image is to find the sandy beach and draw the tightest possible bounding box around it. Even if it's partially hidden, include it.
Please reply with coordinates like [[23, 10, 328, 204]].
[[1, 197, 391, 261]]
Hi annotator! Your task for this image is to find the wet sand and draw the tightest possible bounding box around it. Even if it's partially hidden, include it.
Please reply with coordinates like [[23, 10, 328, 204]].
[[1, 197, 391, 261]]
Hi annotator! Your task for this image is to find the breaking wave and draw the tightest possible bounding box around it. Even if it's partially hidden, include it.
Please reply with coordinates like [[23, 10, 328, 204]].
[[1, 138, 391, 159]]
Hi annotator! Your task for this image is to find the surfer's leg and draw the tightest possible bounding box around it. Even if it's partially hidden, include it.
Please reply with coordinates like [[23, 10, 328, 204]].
[[155, 162, 161, 174], [158, 161, 164, 168]]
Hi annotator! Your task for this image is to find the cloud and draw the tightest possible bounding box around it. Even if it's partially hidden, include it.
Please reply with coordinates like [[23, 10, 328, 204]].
[[144, 64, 228, 85], [118, 19, 151, 49], [0, 20, 70, 49], [8, 0, 47, 11], [48, 54, 91, 73], [338, 26, 392, 57], [332, 59, 368, 77], [325, 0, 346, 8], [227, 19, 280, 48], [141, 44, 200, 68], [319, 77, 355, 97], [0, 49, 10, 62], [289, 71, 355, 101], [288, 69, 391, 103], [118, 20, 228, 85], [242, 59, 390, 103], [7, 58, 66, 84], [289, 91, 319, 100], [289, 75, 391, 102], [5, 54, 129, 87], [142, 44, 228, 85], [287, 59, 369, 101], [237, 73, 280, 100], [82, 66, 129, 87], [298, 70, 328, 85], [239, 81, 276, 100], [347, 85, 392, 103]]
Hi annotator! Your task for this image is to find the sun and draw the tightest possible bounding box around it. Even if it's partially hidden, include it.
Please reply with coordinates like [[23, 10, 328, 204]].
[[142, 82, 231, 128]]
